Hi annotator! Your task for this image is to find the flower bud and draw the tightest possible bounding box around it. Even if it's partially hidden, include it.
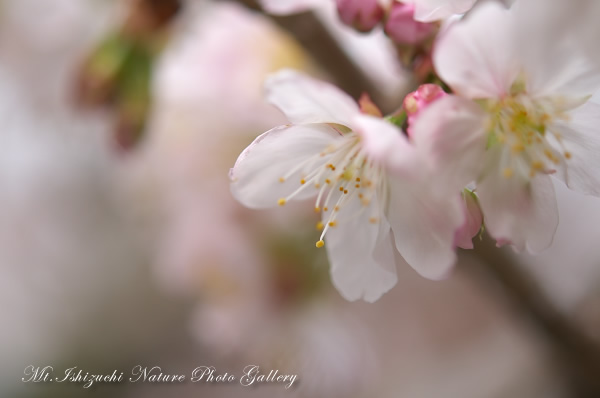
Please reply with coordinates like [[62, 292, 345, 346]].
[[403, 84, 446, 137], [336, 0, 384, 33], [384, 2, 436, 44], [454, 190, 483, 250]]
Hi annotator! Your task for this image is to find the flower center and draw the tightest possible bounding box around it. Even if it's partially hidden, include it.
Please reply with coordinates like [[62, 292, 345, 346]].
[[483, 93, 574, 180], [276, 132, 386, 248]]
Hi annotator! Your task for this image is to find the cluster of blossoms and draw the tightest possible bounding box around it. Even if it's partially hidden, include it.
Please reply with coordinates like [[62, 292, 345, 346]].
[[231, 0, 600, 302], [261, 0, 479, 45]]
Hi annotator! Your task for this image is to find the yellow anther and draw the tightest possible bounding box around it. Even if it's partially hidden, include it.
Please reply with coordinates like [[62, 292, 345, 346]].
[[339, 187, 344, 192], [334, 206, 340, 212], [369, 217, 378, 224], [315, 183, 321, 188], [316, 221, 324, 231], [325, 179, 331, 184], [279, 177, 285, 183], [361, 199, 371, 206], [343, 190, 348, 194], [342, 170, 354, 180], [356, 177, 361, 182], [565, 151, 572, 159], [503, 168, 514, 178], [328, 221, 337, 227], [531, 160, 544, 170], [278, 198, 287, 206], [355, 184, 360, 188], [511, 143, 525, 153], [358, 193, 364, 199], [324, 207, 329, 212], [316, 240, 325, 248], [300, 179, 306, 185], [314, 206, 320, 213]]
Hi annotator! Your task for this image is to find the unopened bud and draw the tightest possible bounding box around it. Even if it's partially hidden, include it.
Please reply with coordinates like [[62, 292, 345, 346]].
[[403, 84, 446, 137], [384, 2, 436, 44], [336, 0, 385, 33]]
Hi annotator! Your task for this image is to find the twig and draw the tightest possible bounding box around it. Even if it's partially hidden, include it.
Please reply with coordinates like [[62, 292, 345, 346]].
[[464, 235, 600, 398]]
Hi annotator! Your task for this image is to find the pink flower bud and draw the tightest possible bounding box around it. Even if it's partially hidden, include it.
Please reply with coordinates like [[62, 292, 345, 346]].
[[384, 2, 436, 44], [403, 84, 446, 137], [336, 0, 384, 33], [454, 190, 483, 250]]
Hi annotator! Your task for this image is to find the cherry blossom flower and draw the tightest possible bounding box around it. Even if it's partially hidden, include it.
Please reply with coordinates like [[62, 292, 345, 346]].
[[230, 69, 465, 302], [413, 0, 600, 252]]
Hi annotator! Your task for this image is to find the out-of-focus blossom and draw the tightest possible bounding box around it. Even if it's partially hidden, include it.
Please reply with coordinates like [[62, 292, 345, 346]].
[[414, 0, 600, 252], [0, 65, 170, 395], [231, 70, 466, 301], [0, 0, 113, 112], [144, 1, 312, 296], [384, 2, 436, 44], [336, 0, 385, 32]]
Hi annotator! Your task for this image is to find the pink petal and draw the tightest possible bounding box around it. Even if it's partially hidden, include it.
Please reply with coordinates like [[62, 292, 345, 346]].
[[477, 174, 558, 253], [412, 95, 488, 193], [351, 114, 418, 177], [552, 100, 600, 196], [265, 69, 360, 126], [387, 178, 463, 280], [230, 124, 341, 208], [324, 189, 398, 302], [433, 2, 519, 99]]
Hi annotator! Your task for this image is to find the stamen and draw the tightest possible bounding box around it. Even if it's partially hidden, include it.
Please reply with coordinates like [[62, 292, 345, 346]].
[[316, 240, 325, 248]]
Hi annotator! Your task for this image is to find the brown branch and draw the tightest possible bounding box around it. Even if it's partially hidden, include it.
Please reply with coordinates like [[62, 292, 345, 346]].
[[234, 0, 384, 106], [464, 235, 600, 398]]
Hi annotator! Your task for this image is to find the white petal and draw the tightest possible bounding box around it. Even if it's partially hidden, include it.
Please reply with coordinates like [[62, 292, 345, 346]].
[[477, 174, 558, 253], [259, 0, 320, 15], [552, 100, 600, 196], [351, 114, 418, 177], [513, 0, 600, 97], [413, 0, 478, 22], [387, 179, 463, 280], [265, 69, 360, 126], [412, 95, 488, 192], [230, 124, 340, 208], [434, 2, 518, 99], [325, 190, 398, 302]]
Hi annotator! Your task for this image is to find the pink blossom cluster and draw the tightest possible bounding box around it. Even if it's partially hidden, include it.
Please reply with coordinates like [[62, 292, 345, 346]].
[[233, 0, 600, 302]]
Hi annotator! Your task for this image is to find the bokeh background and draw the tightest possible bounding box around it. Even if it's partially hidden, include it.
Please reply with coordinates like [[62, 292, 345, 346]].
[[3, 1, 600, 397]]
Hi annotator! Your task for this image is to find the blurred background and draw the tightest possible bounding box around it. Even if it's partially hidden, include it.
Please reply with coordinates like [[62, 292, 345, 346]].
[[2, 0, 600, 397]]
